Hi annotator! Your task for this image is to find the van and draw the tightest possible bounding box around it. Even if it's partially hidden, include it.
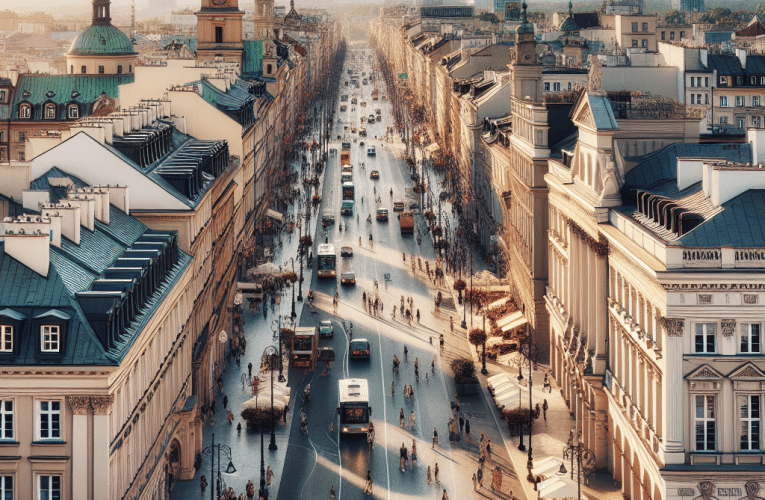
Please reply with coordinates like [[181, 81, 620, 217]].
[[341, 200, 354, 215], [376, 208, 388, 221], [341, 172, 352, 182]]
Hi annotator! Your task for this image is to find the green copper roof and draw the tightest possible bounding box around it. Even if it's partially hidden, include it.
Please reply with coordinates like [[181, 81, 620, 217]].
[[243, 40, 264, 77], [561, 16, 580, 32], [67, 24, 137, 56]]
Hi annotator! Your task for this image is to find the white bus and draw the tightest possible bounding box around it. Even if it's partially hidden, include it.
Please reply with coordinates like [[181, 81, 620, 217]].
[[337, 378, 371, 437], [317, 243, 336, 279]]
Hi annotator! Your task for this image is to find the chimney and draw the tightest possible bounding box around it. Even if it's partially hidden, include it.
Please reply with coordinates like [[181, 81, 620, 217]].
[[161, 99, 171, 118], [92, 187, 111, 224], [8, 69, 18, 87], [22, 190, 50, 211], [108, 185, 130, 214], [2, 216, 52, 276], [70, 126, 105, 145], [66, 193, 96, 231], [41, 203, 81, 245]]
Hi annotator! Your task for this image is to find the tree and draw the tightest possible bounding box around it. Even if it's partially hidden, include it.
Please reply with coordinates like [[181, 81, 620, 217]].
[[664, 10, 685, 25], [469, 328, 487, 347]]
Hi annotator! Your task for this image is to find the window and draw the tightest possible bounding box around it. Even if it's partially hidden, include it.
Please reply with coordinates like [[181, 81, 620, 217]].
[[70, 65, 73, 74], [67, 105, 79, 119], [720, 116, 728, 124], [19, 104, 31, 119], [738, 77, 744, 86], [0, 131, 4, 141], [695, 395, 716, 451], [740, 395, 761, 451], [661, 31, 666, 40], [737, 96, 745, 107], [44, 103, 55, 119], [695, 323, 716, 353], [129, 65, 132, 73], [740, 323, 761, 353], [690, 77, 695, 87], [697, 94, 702, 104], [642, 22, 648, 32], [632, 39, 639, 47], [720, 76, 728, 86], [670, 31, 675, 40], [98, 65, 104, 74], [81, 65, 86, 74], [0, 475, 12, 500], [38, 400, 61, 440], [680, 31, 685, 38], [215, 26, 223, 43], [705, 77, 709, 87], [642, 39, 648, 48], [0, 326, 12, 352], [544, 82, 550, 91], [631, 22, 638, 32], [706, 93, 710, 104], [568, 81, 572, 90], [38, 475, 60, 500], [754, 96, 761, 107], [752, 77, 757, 85], [18, 131, 26, 142], [720, 96, 729, 107], [691, 94, 696, 104], [553, 82, 561, 91], [41, 325, 59, 353], [267, 63, 272, 74], [754, 117, 761, 128], [0, 89, 5, 102], [0, 401, 12, 440], [738, 117, 746, 130], [17, 151, 24, 161]]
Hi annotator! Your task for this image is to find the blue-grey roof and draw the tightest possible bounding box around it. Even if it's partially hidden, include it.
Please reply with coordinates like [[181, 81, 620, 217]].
[[707, 54, 744, 76], [588, 94, 618, 130], [678, 190, 765, 247], [746, 55, 765, 75], [623, 142, 752, 192], [192, 78, 258, 127]]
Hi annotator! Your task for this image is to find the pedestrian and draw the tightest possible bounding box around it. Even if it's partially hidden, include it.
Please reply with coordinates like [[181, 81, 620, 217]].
[[400, 442, 408, 471], [223, 395, 228, 409], [472, 472, 478, 490], [427, 465, 432, 485], [492, 466, 503, 492], [432, 427, 438, 448], [454, 392, 460, 411], [411, 440, 417, 467], [415, 366, 419, 381], [381, 302, 384, 314], [267, 466, 273, 486], [330, 485, 336, 500], [465, 417, 471, 443], [363, 470, 373, 495], [459, 413, 465, 434], [200, 475, 208, 493], [450, 316, 454, 332], [228, 409, 234, 425], [414, 357, 419, 371], [246, 479, 255, 500], [486, 439, 493, 462], [248, 362, 253, 379], [237, 422, 242, 434], [217, 376, 223, 393], [434, 462, 440, 485], [300, 407, 308, 435], [409, 385, 415, 399], [368, 425, 375, 449], [476, 467, 484, 489], [439, 334, 444, 351], [441, 489, 448, 500], [416, 309, 420, 323], [391, 380, 395, 398], [432, 355, 436, 373], [400, 408, 405, 427], [543, 399, 549, 421], [410, 410, 416, 429]]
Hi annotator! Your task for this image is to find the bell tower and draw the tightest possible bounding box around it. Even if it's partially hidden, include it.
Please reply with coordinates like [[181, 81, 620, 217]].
[[196, 0, 244, 66], [510, 2, 543, 103], [253, 0, 274, 41]]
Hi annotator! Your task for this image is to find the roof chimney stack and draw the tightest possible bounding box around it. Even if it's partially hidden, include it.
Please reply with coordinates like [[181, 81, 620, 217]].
[[2, 216, 52, 276]]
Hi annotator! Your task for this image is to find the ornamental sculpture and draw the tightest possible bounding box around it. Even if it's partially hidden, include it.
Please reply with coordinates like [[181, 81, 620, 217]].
[[587, 54, 602, 93]]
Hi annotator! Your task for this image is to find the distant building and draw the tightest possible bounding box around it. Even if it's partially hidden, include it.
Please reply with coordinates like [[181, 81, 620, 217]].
[[671, 0, 704, 13], [605, 0, 643, 15]]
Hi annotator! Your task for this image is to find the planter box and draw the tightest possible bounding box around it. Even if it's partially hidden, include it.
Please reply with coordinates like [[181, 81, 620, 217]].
[[455, 383, 479, 397]]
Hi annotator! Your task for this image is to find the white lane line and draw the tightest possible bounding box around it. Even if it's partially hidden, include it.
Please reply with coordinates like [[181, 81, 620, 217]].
[[375, 321, 392, 500]]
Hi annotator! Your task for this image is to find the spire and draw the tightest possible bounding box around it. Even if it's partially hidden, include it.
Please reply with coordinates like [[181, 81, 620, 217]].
[[92, 0, 111, 26], [522, 1, 528, 24], [290, 0, 294, 10], [569, 0, 574, 17]]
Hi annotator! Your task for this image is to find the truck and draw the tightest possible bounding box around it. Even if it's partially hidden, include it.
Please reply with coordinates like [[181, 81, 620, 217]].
[[341, 140, 351, 165], [372, 89, 379, 101], [400, 211, 414, 235]]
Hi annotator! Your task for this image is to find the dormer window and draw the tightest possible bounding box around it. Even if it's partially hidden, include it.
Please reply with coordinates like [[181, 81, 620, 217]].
[[19, 104, 31, 119], [0, 326, 12, 352], [41, 325, 59, 352], [67, 105, 79, 119], [44, 103, 56, 119], [0, 89, 6, 103], [720, 76, 728, 86]]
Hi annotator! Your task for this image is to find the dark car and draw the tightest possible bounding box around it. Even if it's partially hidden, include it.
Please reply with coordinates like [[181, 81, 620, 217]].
[[349, 339, 371, 359], [341, 246, 354, 257], [370, 170, 380, 179], [341, 272, 356, 285], [319, 320, 334, 338]]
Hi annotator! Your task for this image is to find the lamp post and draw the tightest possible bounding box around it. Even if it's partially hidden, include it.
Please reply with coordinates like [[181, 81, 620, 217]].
[[290, 258, 296, 318], [558, 430, 593, 500], [202, 433, 236, 500], [259, 424, 269, 499], [263, 346, 279, 450], [481, 311, 488, 375], [297, 220, 304, 302]]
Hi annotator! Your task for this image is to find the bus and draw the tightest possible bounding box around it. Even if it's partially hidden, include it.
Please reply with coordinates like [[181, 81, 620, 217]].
[[342, 182, 354, 200], [291, 326, 319, 369], [338, 378, 372, 437], [317, 243, 337, 279]]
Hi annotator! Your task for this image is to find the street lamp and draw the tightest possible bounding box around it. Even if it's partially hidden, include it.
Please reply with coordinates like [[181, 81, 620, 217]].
[[259, 424, 269, 500], [263, 346, 279, 450], [481, 311, 488, 375], [558, 431, 594, 500], [202, 433, 236, 500]]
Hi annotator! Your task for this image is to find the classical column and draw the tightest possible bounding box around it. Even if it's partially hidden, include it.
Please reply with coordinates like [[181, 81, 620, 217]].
[[91, 396, 114, 499], [661, 317, 685, 462], [69, 396, 90, 500]]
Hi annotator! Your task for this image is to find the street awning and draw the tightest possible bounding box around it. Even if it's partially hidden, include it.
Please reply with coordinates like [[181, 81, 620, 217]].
[[486, 296, 511, 311], [496, 310, 524, 329], [266, 209, 284, 221], [531, 457, 565, 481], [537, 476, 578, 499], [501, 314, 528, 333]]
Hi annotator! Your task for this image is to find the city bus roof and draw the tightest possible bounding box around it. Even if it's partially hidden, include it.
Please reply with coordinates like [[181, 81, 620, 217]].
[[342, 181, 354, 188], [317, 243, 335, 255], [339, 378, 369, 403]]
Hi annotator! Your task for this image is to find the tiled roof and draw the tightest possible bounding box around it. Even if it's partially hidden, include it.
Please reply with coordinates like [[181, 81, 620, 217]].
[[242, 40, 264, 77], [678, 190, 765, 247], [707, 54, 744, 76], [623, 142, 752, 192], [745, 55, 765, 75], [10, 74, 134, 120], [588, 94, 618, 130], [195, 79, 256, 126], [573, 12, 599, 29], [736, 15, 765, 37], [67, 24, 137, 56]]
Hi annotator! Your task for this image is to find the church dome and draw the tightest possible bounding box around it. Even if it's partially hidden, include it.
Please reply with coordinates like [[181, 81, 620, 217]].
[[560, 16, 580, 32], [67, 24, 137, 56]]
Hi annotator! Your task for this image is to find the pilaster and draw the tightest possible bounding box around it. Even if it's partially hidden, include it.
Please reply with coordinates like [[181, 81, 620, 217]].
[[662, 318, 685, 463], [69, 396, 90, 500], [91, 395, 113, 499]]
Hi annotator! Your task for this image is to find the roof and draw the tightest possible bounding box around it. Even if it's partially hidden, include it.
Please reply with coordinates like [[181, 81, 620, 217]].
[[420, 6, 474, 18], [10, 74, 134, 120], [745, 55, 765, 75], [242, 40, 263, 77], [67, 24, 137, 56], [677, 190, 765, 247], [706, 54, 743, 76], [560, 16, 579, 32], [623, 142, 752, 192], [194, 78, 258, 127], [159, 36, 197, 54], [573, 12, 599, 29], [736, 15, 765, 38]]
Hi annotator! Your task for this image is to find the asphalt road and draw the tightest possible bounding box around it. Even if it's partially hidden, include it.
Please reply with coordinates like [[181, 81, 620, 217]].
[[277, 51, 468, 500]]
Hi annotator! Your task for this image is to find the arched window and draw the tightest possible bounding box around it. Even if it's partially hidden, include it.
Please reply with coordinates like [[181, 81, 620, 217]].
[[67, 105, 79, 119], [267, 64, 273, 74], [18, 104, 31, 119], [44, 103, 56, 119]]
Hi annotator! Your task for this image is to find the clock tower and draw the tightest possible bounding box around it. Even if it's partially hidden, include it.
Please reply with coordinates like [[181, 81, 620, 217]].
[[196, 0, 244, 66], [510, 2, 543, 103], [253, 0, 274, 41]]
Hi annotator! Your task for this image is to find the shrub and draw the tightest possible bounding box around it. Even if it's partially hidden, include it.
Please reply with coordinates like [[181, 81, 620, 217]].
[[453, 279, 466, 292], [283, 272, 298, 283], [433, 226, 443, 237], [469, 328, 487, 346], [451, 357, 478, 384]]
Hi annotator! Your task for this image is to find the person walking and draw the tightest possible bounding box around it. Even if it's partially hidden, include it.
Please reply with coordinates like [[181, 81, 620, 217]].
[[248, 362, 253, 380], [410, 410, 416, 429], [432, 427, 438, 448], [200, 475, 208, 494], [543, 373, 552, 393], [367, 423, 376, 450], [543, 399, 549, 421], [486, 439, 493, 463], [441, 489, 448, 500], [476, 467, 484, 489], [459, 413, 465, 435], [434, 462, 440, 485], [363, 470, 373, 495], [246, 480, 254, 500], [427, 465, 432, 485], [432, 355, 436, 373], [330, 485, 336, 500], [399, 442, 408, 471], [400, 408, 405, 427], [391, 380, 395, 398], [266, 466, 274, 486], [228, 409, 234, 425], [300, 407, 308, 435], [472, 472, 478, 490], [411, 440, 417, 467], [465, 417, 471, 443], [439, 334, 444, 351], [492, 466, 503, 492], [450, 317, 454, 332]]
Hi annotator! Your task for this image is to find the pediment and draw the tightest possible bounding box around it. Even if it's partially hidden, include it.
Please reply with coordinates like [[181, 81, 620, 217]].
[[573, 100, 595, 129], [685, 364, 724, 380], [728, 362, 765, 380]]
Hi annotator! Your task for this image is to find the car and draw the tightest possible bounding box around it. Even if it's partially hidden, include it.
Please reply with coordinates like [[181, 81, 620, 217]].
[[367, 145, 376, 156], [368, 115, 375, 123], [361, 101, 367, 107], [340, 105, 347, 111], [360, 141, 365, 147], [318, 346, 336, 363], [351, 126, 357, 134], [341, 271, 356, 286], [351, 98, 357, 104], [319, 320, 334, 338], [376, 208, 388, 221], [370, 170, 380, 179], [349, 338, 371, 359], [409, 202, 420, 210], [322, 213, 335, 225], [341, 246, 354, 257], [393, 201, 405, 212]]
